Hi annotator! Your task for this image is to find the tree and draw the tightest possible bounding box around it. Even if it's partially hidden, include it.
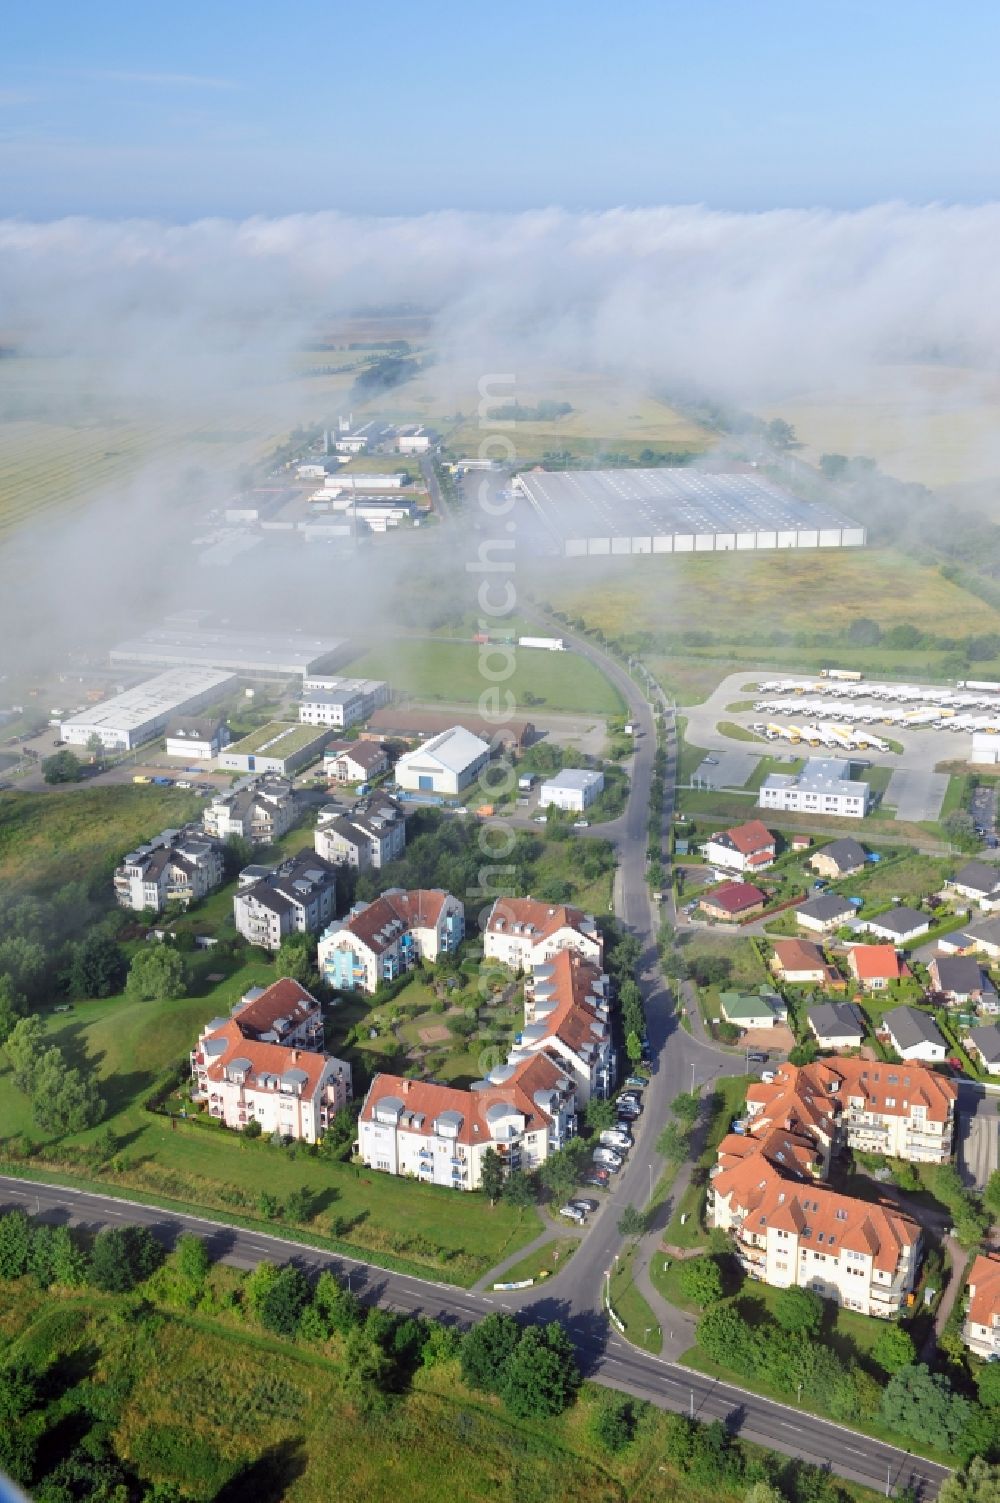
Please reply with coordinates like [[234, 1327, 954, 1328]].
[[175, 1233, 210, 1285], [283, 1187, 313, 1224], [767, 418, 797, 449], [256, 1264, 311, 1336], [313, 1269, 362, 1335], [537, 1138, 589, 1202], [585, 1096, 617, 1133], [275, 933, 318, 988], [89, 1223, 164, 1292], [501, 1168, 536, 1208], [0, 936, 46, 1002], [625, 1030, 643, 1067], [938, 1457, 1000, 1503], [479, 1147, 505, 1206], [126, 944, 188, 1001], [984, 1168, 1000, 1219], [772, 1285, 823, 1337], [5, 1013, 43, 1093], [680, 1256, 724, 1306], [0, 974, 26, 1045], [881, 1364, 970, 1451], [41, 749, 83, 784], [848, 617, 882, 647], [872, 1322, 916, 1375], [501, 1322, 581, 1418], [66, 930, 126, 999], [617, 1204, 648, 1240], [30, 1049, 104, 1133], [977, 1361, 1000, 1411], [0, 1209, 31, 1278], [590, 1391, 636, 1453], [461, 1311, 521, 1393], [49, 1224, 87, 1287], [257, 1192, 280, 1219], [341, 1324, 394, 1415], [85, 732, 105, 763], [657, 1120, 690, 1161], [671, 1091, 700, 1129]]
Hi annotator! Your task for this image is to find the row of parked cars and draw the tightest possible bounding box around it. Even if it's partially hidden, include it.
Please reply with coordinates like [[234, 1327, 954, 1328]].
[[559, 1074, 648, 1221]]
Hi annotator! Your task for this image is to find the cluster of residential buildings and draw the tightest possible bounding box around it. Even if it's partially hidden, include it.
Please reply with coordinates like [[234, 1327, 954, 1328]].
[[709, 1056, 957, 1317], [357, 898, 613, 1189], [234, 849, 339, 950]]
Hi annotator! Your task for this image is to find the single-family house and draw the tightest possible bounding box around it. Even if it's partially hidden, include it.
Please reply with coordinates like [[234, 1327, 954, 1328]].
[[699, 881, 767, 922], [928, 955, 997, 1007], [719, 990, 787, 1030], [483, 897, 603, 973], [807, 1001, 866, 1050], [796, 894, 855, 934], [809, 838, 867, 880], [965, 915, 1000, 961], [967, 1023, 1000, 1075], [848, 944, 906, 992], [770, 938, 843, 988], [865, 906, 930, 944], [702, 820, 777, 875], [318, 888, 464, 993], [936, 931, 977, 956], [963, 1252, 1000, 1359], [881, 1006, 947, 1063], [945, 860, 1000, 911]]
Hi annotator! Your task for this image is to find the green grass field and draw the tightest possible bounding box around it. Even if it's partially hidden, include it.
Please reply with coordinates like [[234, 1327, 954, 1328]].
[[0, 786, 204, 890], [342, 639, 625, 714]]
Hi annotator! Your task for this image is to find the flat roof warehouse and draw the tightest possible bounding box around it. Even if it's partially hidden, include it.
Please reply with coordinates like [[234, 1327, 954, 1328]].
[[512, 468, 865, 558]]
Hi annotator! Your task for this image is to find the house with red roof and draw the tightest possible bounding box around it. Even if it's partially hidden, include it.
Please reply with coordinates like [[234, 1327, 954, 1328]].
[[317, 887, 464, 993], [483, 896, 603, 973], [770, 938, 843, 988], [703, 820, 777, 875], [699, 881, 767, 922], [963, 1251, 1000, 1359], [358, 1053, 577, 1190], [848, 944, 907, 992], [509, 948, 615, 1101], [190, 979, 351, 1143]]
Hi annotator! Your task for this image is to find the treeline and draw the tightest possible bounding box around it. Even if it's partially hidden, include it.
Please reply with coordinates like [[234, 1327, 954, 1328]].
[[350, 355, 422, 400], [695, 1276, 1000, 1465], [525, 447, 697, 470], [486, 400, 572, 421]]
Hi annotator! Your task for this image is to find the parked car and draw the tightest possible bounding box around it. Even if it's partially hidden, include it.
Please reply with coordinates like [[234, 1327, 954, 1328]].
[[533, 814, 548, 824], [624, 1075, 647, 1090], [600, 1130, 632, 1152], [570, 1197, 599, 1214], [559, 1204, 586, 1224], [593, 1147, 623, 1170], [574, 819, 590, 828], [618, 1091, 641, 1105], [761, 1070, 776, 1084], [947, 1056, 965, 1074], [747, 1051, 768, 1064], [582, 1172, 610, 1189]]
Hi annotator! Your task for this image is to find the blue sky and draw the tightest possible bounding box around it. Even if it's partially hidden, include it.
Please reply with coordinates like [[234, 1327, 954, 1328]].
[[1, 0, 996, 218]]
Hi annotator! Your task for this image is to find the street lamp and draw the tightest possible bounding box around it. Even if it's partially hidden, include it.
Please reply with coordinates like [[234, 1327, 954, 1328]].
[[648, 1162, 653, 1205], [690, 1061, 696, 1095]]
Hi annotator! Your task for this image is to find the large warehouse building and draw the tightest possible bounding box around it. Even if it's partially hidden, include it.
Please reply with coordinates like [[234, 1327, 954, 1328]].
[[110, 627, 350, 679], [512, 468, 865, 558], [61, 668, 237, 750]]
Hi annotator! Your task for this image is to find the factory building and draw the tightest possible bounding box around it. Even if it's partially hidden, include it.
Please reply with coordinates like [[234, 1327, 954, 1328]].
[[110, 626, 349, 679], [61, 668, 236, 751]]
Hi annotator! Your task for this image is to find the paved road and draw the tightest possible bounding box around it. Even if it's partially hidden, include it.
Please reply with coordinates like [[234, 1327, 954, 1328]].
[[0, 1174, 948, 1497], [956, 1081, 1000, 1191]]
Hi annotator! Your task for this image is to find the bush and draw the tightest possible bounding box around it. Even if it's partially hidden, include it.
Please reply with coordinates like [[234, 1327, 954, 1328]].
[[89, 1224, 164, 1292]]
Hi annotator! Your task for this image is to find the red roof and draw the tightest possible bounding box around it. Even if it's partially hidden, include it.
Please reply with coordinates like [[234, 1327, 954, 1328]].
[[360, 1053, 570, 1144], [231, 978, 319, 1036], [967, 1251, 1000, 1330], [345, 889, 452, 953], [717, 820, 776, 857], [203, 1021, 330, 1096], [701, 881, 766, 914], [771, 939, 828, 973], [849, 944, 905, 982], [487, 896, 594, 944]]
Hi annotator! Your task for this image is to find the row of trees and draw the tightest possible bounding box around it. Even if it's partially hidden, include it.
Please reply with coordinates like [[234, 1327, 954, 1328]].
[[5, 1015, 104, 1133], [697, 1286, 1000, 1464]]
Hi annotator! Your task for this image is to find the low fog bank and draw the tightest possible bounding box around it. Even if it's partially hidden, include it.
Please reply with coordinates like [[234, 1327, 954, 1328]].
[[5, 200, 1000, 677]]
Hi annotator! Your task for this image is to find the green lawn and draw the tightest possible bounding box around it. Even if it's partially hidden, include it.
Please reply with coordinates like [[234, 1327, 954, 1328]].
[[497, 1237, 579, 1286], [662, 1077, 752, 1250], [340, 639, 625, 714], [608, 1242, 662, 1354]]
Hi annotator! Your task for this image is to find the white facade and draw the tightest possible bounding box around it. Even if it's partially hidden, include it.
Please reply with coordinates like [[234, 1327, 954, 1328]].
[[62, 668, 236, 751], [759, 758, 870, 819], [234, 851, 338, 950], [318, 888, 464, 993], [114, 826, 223, 912], [538, 768, 604, 812], [313, 796, 406, 872], [394, 726, 491, 795], [202, 777, 296, 844], [483, 897, 603, 973], [191, 1017, 351, 1145], [164, 720, 230, 760]]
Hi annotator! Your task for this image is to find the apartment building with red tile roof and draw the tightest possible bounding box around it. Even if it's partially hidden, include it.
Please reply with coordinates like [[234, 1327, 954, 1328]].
[[483, 896, 603, 973], [509, 947, 614, 1101], [317, 887, 464, 992], [963, 1251, 1000, 1359]]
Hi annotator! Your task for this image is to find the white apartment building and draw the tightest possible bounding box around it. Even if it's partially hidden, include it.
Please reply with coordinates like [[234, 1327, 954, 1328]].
[[203, 777, 296, 845], [313, 794, 406, 872], [394, 726, 491, 796], [963, 1252, 1000, 1359], [358, 1053, 576, 1190], [483, 897, 603, 973], [113, 826, 223, 912], [505, 948, 615, 1102], [758, 758, 871, 819], [233, 849, 338, 950], [538, 768, 604, 813], [318, 887, 464, 993], [190, 981, 351, 1144]]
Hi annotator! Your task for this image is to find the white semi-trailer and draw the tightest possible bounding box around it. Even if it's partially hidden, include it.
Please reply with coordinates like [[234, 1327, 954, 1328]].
[[517, 636, 566, 651]]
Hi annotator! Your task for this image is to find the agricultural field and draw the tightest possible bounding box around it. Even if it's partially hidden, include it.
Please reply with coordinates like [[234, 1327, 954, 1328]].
[[341, 639, 625, 714], [539, 546, 1000, 652], [760, 362, 1000, 488]]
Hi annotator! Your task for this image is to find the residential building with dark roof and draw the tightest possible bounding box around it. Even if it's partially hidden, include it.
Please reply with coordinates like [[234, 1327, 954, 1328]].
[[945, 861, 1000, 910], [318, 887, 464, 992], [164, 716, 230, 761], [928, 955, 997, 1007], [809, 838, 867, 879], [703, 819, 777, 875], [865, 906, 929, 943], [322, 740, 390, 784], [796, 894, 855, 933], [967, 1023, 1000, 1074], [233, 849, 338, 950], [203, 775, 296, 845], [314, 794, 405, 872], [881, 1006, 947, 1062], [807, 1002, 866, 1050], [114, 825, 224, 913]]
